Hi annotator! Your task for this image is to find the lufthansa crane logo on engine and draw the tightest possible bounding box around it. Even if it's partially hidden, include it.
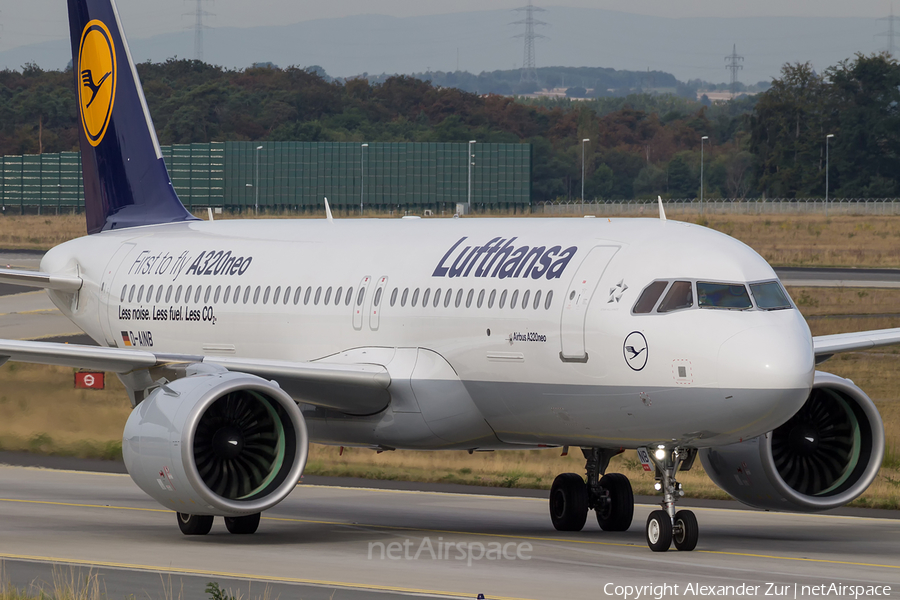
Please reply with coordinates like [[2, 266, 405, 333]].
[[78, 20, 117, 147], [623, 331, 648, 371]]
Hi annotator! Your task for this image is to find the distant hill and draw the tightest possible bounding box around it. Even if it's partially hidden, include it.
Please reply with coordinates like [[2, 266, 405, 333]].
[[0, 8, 883, 85]]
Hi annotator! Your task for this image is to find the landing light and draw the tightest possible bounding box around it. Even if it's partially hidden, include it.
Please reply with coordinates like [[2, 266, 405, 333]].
[[654, 482, 662, 491], [655, 448, 667, 460]]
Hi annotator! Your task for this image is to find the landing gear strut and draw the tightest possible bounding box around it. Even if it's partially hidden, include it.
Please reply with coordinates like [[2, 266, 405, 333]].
[[644, 446, 698, 552], [549, 448, 634, 533]]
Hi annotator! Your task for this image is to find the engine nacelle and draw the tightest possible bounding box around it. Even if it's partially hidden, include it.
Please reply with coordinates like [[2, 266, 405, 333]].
[[123, 370, 308, 516], [700, 371, 884, 512]]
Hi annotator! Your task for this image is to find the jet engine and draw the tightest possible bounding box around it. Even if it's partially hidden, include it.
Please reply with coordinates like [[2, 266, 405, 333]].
[[123, 370, 308, 516], [700, 371, 884, 512]]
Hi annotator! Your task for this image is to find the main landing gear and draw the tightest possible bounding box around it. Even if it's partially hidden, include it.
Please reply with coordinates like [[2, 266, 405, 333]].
[[176, 512, 261, 535], [549, 448, 634, 533], [644, 446, 698, 552]]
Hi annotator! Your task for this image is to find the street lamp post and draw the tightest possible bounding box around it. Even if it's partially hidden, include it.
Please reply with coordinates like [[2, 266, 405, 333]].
[[467, 140, 476, 214], [361, 143, 368, 216], [255, 145, 264, 215], [700, 136, 709, 215], [826, 134, 834, 217], [581, 138, 590, 213]]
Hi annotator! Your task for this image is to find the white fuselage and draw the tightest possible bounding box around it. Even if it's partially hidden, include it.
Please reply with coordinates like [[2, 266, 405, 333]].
[[41, 217, 815, 451]]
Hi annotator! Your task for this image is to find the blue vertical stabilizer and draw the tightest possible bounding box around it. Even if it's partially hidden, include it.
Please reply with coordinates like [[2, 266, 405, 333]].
[[68, 0, 198, 234]]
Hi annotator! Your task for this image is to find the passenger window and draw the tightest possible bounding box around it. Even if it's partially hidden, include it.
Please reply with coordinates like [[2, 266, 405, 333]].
[[304, 287, 312, 305], [750, 281, 793, 310], [315, 286, 322, 305], [174, 285, 182, 303], [466, 289, 474, 308], [455, 289, 463, 308], [657, 281, 693, 313], [521, 290, 530, 309], [165, 285, 173, 303], [545, 290, 553, 309], [335, 287, 342, 306], [433, 288, 442, 307], [324, 286, 332, 305], [533, 290, 542, 309], [401, 288, 409, 307], [120, 285, 127, 302], [444, 288, 452, 308], [345, 287, 353, 305], [283, 286, 291, 305], [273, 286, 281, 305], [263, 286, 271, 304], [357, 287, 366, 307], [295, 287, 303, 305], [185, 286, 192, 304], [232, 285, 239, 304], [204, 286, 212, 303], [391, 288, 398, 307], [488, 290, 496, 308], [499, 290, 507, 309], [422, 288, 431, 307], [697, 282, 751, 310], [156, 286, 164, 303], [223, 286, 231, 304], [510, 290, 519, 308], [633, 281, 669, 314], [137, 285, 144, 303], [243, 286, 251, 304], [194, 286, 203, 303], [129, 285, 136, 303], [374, 287, 383, 306], [477, 289, 485, 308], [146, 285, 153, 303], [411, 288, 420, 307]]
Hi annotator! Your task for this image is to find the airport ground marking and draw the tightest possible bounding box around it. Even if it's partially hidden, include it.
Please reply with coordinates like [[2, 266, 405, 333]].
[[0, 552, 535, 600]]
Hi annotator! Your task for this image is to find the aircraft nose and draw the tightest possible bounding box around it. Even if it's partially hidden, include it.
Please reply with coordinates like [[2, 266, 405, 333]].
[[717, 320, 814, 396]]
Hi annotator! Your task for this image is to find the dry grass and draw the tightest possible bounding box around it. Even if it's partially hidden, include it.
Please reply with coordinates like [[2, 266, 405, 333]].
[[3, 213, 900, 268]]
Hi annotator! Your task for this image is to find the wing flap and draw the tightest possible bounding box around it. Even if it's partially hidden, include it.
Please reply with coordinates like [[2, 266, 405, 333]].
[[0, 268, 82, 292]]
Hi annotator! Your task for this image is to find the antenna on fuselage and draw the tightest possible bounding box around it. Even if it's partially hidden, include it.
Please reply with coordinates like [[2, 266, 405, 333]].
[[324, 197, 334, 224], [658, 196, 667, 221]]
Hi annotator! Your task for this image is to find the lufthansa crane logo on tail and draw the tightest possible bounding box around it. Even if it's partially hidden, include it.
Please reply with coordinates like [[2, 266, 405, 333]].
[[78, 20, 117, 147]]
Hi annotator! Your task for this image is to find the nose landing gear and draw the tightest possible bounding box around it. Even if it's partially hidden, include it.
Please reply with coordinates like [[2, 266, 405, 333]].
[[644, 446, 698, 552], [549, 448, 635, 533]]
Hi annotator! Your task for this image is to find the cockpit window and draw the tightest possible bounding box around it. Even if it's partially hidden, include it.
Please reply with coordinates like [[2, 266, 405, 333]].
[[697, 282, 752, 310], [750, 281, 793, 310], [633, 281, 669, 314], [657, 281, 693, 313]]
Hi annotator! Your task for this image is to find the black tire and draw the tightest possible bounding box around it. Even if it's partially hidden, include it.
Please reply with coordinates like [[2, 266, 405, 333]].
[[673, 510, 699, 551], [176, 512, 213, 536], [645, 510, 672, 552], [224, 513, 261, 535], [595, 473, 634, 532], [549, 473, 588, 532]]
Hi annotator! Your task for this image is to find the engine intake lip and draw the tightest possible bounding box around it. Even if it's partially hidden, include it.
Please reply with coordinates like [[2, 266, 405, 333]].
[[180, 374, 308, 514], [759, 371, 884, 511]]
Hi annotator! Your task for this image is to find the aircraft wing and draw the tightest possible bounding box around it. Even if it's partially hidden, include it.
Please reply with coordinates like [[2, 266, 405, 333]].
[[0, 339, 390, 414], [813, 328, 900, 361], [0, 268, 82, 292]]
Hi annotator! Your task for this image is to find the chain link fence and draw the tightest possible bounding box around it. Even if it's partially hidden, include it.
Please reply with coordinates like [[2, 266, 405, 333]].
[[540, 199, 900, 217]]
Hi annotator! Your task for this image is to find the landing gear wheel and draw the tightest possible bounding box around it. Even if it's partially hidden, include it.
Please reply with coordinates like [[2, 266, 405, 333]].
[[673, 510, 698, 551], [595, 473, 634, 531], [549, 473, 588, 531], [646, 510, 672, 552], [176, 512, 213, 536], [224, 512, 261, 535]]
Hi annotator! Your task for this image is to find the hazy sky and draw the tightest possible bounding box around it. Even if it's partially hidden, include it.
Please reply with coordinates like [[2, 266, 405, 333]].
[[2, 0, 898, 54]]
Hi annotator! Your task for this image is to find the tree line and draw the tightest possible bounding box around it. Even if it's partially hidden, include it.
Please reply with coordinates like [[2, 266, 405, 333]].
[[0, 53, 897, 202]]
